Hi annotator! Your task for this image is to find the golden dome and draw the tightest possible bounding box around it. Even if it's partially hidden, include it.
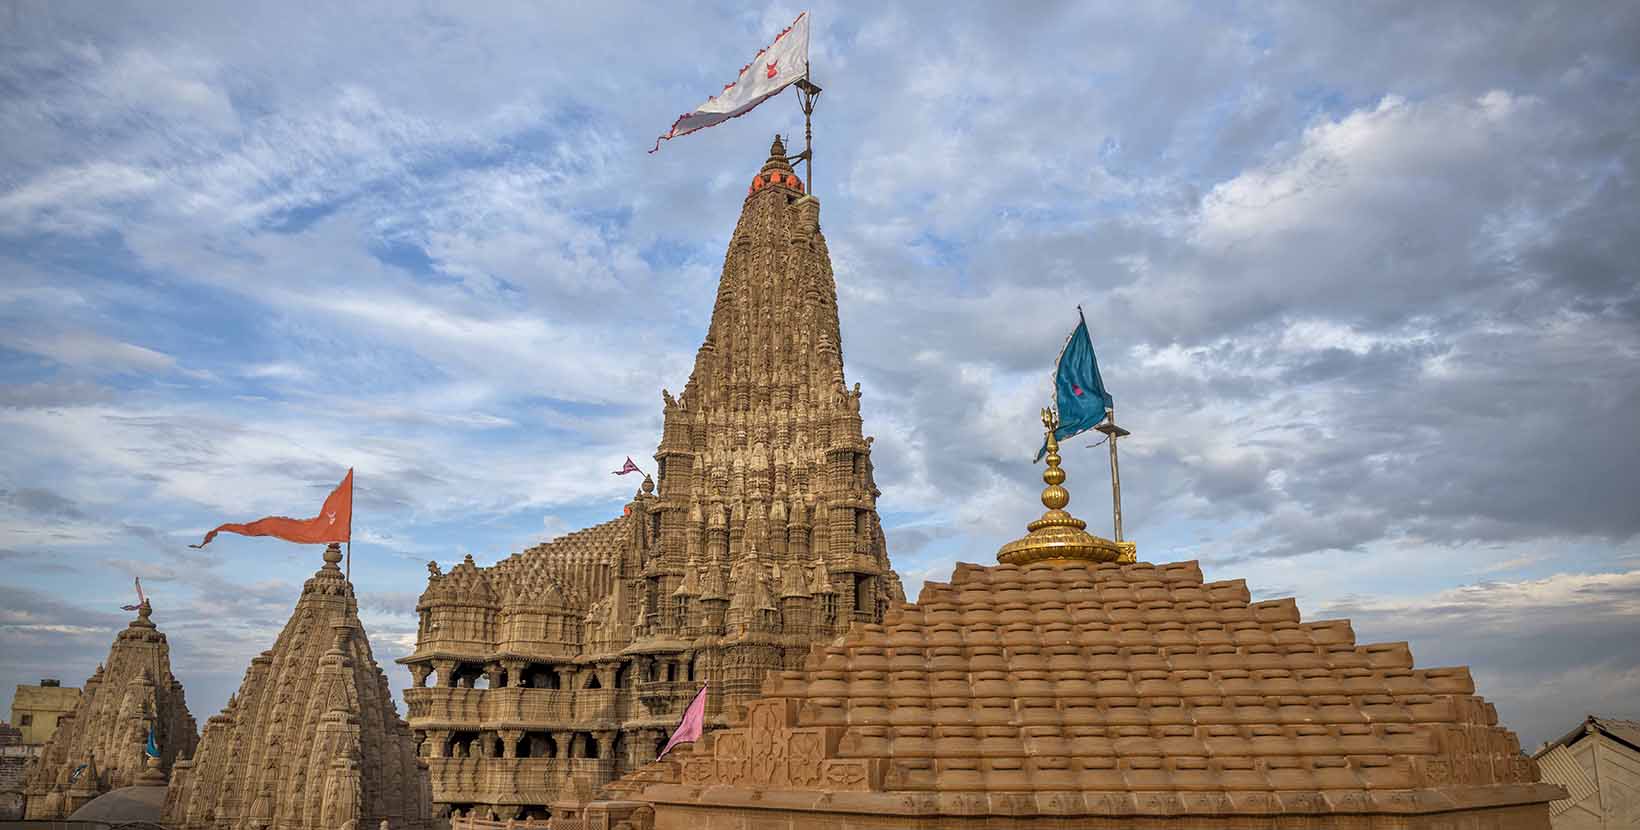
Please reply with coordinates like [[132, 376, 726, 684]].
[[996, 408, 1125, 566]]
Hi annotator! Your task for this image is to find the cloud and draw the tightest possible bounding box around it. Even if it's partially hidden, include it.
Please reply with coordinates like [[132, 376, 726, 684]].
[[1, 0, 1636, 749], [1319, 568, 1640, 748]]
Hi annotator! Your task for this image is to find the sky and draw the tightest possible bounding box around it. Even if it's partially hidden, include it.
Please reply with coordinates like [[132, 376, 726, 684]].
[[0, 1, 1636, 753]]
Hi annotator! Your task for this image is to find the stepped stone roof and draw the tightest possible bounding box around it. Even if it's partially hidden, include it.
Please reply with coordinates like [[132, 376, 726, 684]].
[[163, 543, 432, 830], [22, 600, 198, 820], [601, 423, 1564, 828]]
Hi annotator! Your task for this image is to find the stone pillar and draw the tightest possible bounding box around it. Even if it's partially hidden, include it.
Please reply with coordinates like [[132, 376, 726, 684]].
[[484, 662, 504, 689], [595, 664, 616, 690], [499, 730, 523, 759], [502, 659, 528, 688], [409, 663, 431, 688], [555, 667, 575, 691], [426, 730, 451, 758], [552, 732, 572, 759], [431, 659, 458, 688], [594, 731, 616, 760]]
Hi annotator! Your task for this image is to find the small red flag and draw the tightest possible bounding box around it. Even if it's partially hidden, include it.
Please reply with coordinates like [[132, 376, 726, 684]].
[[657, 683, 707, 760], [612, 457, 642, 476], [191, 469, 353, 549]]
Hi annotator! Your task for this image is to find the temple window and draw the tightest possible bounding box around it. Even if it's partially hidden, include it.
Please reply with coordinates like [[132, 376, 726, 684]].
[[855, 574, 871, 613], [578, 733, 599, 759], [585, 673, 601, 690]]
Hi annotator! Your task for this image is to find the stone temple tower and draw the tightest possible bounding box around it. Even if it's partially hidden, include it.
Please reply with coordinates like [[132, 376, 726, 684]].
[[165, 544, 432, 830], [23, 600, 198, 820], [398, 136, 903, 821]]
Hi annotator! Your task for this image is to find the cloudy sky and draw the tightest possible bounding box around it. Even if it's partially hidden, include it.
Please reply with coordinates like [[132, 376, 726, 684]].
[[1, 1, 1636, 752]]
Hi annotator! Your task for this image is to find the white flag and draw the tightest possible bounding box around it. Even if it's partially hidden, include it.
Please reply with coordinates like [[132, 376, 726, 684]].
[[651, 12, 810, 153]]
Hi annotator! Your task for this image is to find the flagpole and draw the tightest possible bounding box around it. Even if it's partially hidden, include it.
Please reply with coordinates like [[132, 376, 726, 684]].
[[1095, 407, 1130, 541], [795, 78, 821, 194]]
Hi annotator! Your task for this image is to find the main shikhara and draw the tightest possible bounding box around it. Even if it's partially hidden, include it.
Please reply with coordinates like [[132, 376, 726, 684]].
[[396, 135, 904, 819]]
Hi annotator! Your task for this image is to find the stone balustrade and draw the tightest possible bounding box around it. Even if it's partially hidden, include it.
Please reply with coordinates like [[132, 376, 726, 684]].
[[406, 687, 628, 729], [425, 757, 617, 805]]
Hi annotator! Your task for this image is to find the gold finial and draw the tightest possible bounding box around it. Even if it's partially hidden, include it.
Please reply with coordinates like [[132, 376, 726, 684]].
[[996, 409, 1124, 566]]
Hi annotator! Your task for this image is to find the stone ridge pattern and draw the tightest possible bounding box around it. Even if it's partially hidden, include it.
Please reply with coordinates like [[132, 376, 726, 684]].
[[610, 558, 1563, 828], [23, 601, 199, 819], [397, 136, 903, 821], [163, 545, 432, 830]]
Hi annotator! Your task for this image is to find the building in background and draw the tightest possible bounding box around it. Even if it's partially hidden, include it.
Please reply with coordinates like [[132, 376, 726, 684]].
[[9, 679, 80, 747], [1534, 716, 1640, 829]]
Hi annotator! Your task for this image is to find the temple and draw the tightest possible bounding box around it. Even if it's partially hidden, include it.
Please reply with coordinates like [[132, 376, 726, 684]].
[[398, 136, 904, 821], [163, 543, 432, 830], [576, 417, 1564, 828], [22, 599, 198, 820]]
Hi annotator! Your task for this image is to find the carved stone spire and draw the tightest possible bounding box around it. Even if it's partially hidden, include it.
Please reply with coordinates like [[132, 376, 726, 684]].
[[164, 544, 431, 830], [23, 597, 198, 819]]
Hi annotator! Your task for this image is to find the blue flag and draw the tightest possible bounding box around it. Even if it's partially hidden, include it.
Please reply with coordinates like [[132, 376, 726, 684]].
[[1036, 313, 1113, 461], [145, 725, 160, 758]]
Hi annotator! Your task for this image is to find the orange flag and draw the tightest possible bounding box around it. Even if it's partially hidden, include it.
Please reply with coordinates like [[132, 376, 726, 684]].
[[191, 469, 353, 548]]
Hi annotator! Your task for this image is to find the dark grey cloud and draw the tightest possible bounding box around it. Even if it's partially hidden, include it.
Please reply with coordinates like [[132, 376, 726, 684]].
[[2, 487, 86, 520]]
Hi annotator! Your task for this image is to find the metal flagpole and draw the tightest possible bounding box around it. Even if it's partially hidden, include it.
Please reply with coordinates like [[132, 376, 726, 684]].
[[1095, 407, 1130, 541], [346, 540, 351, 581], [795, 78, 821, 193]]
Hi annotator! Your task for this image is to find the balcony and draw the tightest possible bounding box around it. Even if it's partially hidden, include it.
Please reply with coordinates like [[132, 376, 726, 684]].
[[404, 686, 627, 729], [424, 757, 618, 806]]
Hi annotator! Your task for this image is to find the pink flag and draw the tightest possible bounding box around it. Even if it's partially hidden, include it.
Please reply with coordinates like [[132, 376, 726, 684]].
[[612, 457, 642, 476], [657, 683, 707, 760]]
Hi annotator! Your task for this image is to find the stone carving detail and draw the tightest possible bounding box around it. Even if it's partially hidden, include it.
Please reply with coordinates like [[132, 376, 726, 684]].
[[163, 544, 431, 830], [668, 699, 873, 793], [22, 599, 198, 819], [397, 136, 902, 817]]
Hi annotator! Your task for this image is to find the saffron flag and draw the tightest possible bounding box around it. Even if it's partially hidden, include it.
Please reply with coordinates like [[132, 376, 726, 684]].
[[651, 12, 810, 153], [191, 468, 353, 548], [1036, 312, 1114, 461], [657, 683, 708, 760], [612, 457, 642, 476], [120, 576, 145, 611]]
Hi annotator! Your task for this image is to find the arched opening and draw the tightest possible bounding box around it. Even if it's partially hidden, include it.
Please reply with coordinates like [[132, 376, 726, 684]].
[[654, 736, 668, 759], [578, 733, 599, 759], [521, 805, 551, 820], [613, 663, 629, 689], [585, 673, 601, 690], [665, 662, 677, 682]]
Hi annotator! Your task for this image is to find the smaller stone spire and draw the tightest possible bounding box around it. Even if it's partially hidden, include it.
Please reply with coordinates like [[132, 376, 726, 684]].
[[996, 409, 1124, 566]]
